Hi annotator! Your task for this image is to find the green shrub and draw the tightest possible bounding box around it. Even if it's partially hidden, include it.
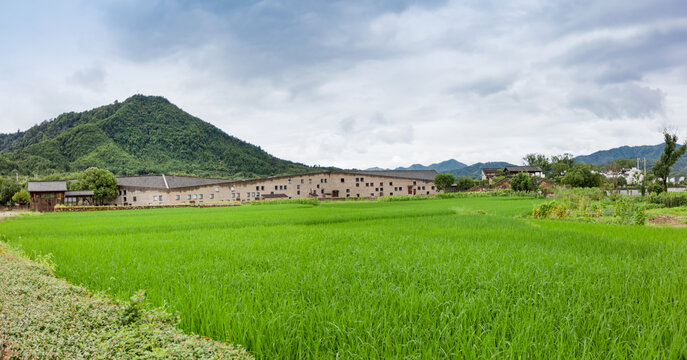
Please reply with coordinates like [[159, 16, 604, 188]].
[[645, 192, 687, 208]]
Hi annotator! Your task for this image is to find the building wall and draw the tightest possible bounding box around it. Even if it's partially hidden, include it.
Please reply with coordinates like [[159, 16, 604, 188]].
[[110, 172, 438, 206]]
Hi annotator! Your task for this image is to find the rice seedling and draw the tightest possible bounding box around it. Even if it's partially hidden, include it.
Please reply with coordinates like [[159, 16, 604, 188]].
[[1, 197, 686, 359]]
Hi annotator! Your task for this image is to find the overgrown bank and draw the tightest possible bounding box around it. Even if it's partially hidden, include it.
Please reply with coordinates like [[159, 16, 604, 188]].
[[0, 242, 253, 360]]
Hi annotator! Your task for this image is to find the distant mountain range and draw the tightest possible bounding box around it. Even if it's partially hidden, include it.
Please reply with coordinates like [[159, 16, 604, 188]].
[[368, 143, 687, 179], [0, 95, 329, 178]]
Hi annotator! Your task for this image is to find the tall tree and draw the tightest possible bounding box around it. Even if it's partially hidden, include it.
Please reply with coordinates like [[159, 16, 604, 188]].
[[652, 130, 687, 192], [71, 167, 118, 204], [433, 173, 455, 191]]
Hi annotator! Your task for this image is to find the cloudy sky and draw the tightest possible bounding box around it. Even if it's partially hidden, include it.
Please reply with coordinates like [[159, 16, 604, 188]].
[[1, 1, 685, 168]]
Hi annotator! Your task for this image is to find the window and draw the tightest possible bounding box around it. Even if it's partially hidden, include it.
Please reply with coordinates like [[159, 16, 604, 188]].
[[187, 194, 192, 200], [215, 187, 219, 192], [159, 195, 163, 201], [413, 181, 417, 185], [193, 194, 197, 199], [375, 188, 379, 191], [360, 177, 364, 182], [124, 190, 127, 195], [284, 185, 287, 190], [288, 179, 292, 184], [210, 194, 214, 199], [256, 186, 260, 191], [355, 177, 359, 182], [231, 186, 235, 191], [256, 192, 260, 197], [427, 191, 430, 194], [341, 178, 345, 183], [297, 185, 300, 189], [153, 196, 158, 201], [389, 182, 393, 186], [325, 179, 327, 183], [279, 185, 283, 190], [232, 193, 235, 198], [321, 189, 324, 194], [431, 186, 435, 190], [246, 193, 250, 198], [380, 188, 383, 191], [380, 182, 383, 186], [390, 193, 393, 196], [317, 184, 320, 189], [300, 179, 304, 184], [346, 189, 350, 193], [275, 185, 278, 190], [346, 194, 350, 197], [261, 186, 265, 191], [356, 194, 360, 197], [309, 179, 312, 184], [252, 192, 255, 197], [176, 195, 180, 200], [371, 193, 374, 197], [133, 196, 137, 202], [422, 186, 426, 190], [297, 190, 300, 195], [124, 197, 127, 202]]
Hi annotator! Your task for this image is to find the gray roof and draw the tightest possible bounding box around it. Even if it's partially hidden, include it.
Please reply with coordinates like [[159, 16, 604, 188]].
[[117, 174, 235, 190], [504, 166, 543, 173], [27, 181, 67, 193], [353, 170, 438, 181], [65, 190, 94, 196]]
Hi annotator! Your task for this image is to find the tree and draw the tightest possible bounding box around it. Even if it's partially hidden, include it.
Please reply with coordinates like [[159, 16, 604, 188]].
[[652, 130, 686, 193], [433, 173, 455, 191], [71, 167, 117, 204], [561, 164, 603, 188], [455, 177, 475, 191], [12, 189, 30, 205], [523, 153, 551, 174], [509, 172, 536, 192], [0, 178, 21, 205]]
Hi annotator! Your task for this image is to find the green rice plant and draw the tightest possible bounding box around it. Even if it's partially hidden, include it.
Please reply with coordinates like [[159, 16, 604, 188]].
[[251, 198, 319, 206], [2, 198, 686, 359]]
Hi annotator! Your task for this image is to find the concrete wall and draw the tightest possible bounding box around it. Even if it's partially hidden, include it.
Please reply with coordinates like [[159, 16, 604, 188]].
[[110, 172, 437, 206]]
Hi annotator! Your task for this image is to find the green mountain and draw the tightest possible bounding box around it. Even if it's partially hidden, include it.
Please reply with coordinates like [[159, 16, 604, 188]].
[[395, 159, 467, 172], [575, 144, 687, 176], [0, 95, 322, 178]]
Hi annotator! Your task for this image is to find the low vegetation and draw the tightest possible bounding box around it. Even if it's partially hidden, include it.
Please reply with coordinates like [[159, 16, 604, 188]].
[[0, 241, 252, 359], [2, 198, 687, 359]]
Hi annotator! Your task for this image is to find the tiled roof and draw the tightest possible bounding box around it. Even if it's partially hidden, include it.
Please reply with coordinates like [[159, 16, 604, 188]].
[[353, 170, 438, 181], [65, 190, 94, 196], [27, 181, 67, 192], [504, 166, 543, 173], [117, 175, 235, 190]]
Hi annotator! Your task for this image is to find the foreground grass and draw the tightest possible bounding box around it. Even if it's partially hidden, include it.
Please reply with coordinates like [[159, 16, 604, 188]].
[[2, 198, 687, 359], [0, 243, 252, 359]]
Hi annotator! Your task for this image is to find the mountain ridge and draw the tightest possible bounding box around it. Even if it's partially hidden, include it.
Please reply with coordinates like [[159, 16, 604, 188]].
[[0, 95, 324, 178]]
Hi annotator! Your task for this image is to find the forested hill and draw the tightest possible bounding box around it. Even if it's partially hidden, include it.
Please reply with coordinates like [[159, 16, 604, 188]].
[[0, 95, 322, 178], [574, 144, 687, 176]]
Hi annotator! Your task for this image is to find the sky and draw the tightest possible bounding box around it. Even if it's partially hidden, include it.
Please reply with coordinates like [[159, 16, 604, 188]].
[[0, 0, 685, 169]]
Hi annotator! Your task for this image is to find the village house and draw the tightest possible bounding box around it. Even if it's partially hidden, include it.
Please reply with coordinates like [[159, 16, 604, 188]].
[[481, 166, 544, 182], [109, 170, 438, 206], [27, 181, 94, 212]]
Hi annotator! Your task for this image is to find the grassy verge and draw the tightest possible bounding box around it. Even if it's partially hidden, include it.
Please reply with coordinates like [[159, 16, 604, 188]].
[[0, 242, 253, 360]]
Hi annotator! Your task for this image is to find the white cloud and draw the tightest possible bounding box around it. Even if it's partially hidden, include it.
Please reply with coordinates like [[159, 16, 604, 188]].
[[0, 0, 685, 169]]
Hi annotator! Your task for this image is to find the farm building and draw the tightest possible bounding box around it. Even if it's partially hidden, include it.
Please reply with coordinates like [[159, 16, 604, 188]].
[[108, 170, 438, 206], [27, 181, 94, 212], [481, 166, 543, 182]]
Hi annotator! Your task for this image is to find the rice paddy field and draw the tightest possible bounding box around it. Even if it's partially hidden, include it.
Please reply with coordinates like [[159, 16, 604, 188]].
[[2, 197, 687, 359]]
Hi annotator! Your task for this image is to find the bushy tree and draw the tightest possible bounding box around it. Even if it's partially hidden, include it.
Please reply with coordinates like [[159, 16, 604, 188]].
[[523, 153, 575, 182], [653, 130, 686, 193], [0, 178, 21, 205], [455, 177, 475, 191], [561, 164, 603, 188], [71, 167, 117, 204], [12, 189, 30, 205], [434, 173, 456, 191], [509, 172, 537, 192]]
